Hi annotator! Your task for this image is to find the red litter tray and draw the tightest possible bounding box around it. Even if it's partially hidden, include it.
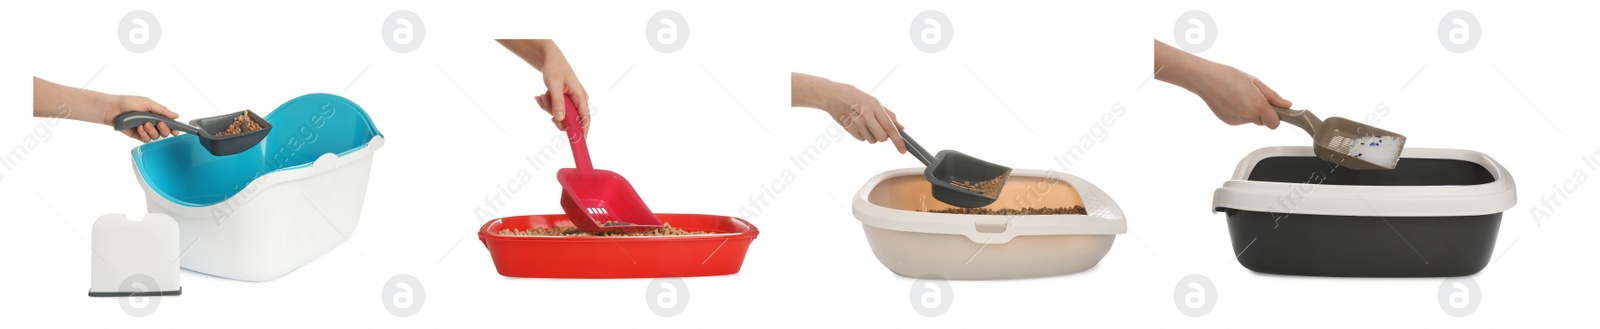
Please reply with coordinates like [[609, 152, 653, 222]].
[[479, 213, 759, 278]]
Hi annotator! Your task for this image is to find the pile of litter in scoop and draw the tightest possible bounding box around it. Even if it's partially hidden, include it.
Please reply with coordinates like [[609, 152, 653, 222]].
[[951, 170, 1010, 198], [1347, 135, 1403, 168], [216, 111, 264, 137]]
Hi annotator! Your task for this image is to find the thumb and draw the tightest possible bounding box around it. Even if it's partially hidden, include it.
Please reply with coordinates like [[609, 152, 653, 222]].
[[1259, 104, 1281, 130], [548, 85, 566, 122], [148, 101, 179, 119]]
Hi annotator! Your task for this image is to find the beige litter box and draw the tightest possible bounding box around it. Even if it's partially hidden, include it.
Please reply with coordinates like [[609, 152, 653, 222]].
[[851, 168, 1127, 280]]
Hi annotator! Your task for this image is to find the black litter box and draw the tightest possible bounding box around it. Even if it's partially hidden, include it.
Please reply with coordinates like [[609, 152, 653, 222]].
[[1212, 147, 1516, 277]]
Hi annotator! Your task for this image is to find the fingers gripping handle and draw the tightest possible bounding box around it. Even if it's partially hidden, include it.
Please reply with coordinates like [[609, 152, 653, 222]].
[[557, 94, 593, 172], [112, 111, 201, 135]]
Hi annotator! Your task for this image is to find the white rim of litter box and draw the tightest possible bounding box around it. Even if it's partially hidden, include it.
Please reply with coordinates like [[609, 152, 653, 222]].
[[135, 135, 385, 209], [1212, 146, 1516, 217], [853, 168, 1127, 244]]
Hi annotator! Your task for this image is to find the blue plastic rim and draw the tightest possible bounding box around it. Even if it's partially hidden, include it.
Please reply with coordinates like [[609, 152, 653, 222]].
[[132, 93, 383, 207]]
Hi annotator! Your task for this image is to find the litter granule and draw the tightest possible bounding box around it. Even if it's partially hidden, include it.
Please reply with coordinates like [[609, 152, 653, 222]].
[[496, 223, 707, 236], [951, 170, 1010, 198], [216, 111, 264, 137], [924, 206, 1087, 215], [1347, 135, 1403, 168]]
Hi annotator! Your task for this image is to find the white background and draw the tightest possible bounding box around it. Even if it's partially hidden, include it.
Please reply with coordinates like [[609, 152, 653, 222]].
[[0, 0, 1593, 327]]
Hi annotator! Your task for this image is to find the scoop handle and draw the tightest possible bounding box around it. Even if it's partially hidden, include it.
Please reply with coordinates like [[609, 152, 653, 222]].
[[896, 127, 935, 166], [112, 111, 203, 135], [1273, 106, 1323, 137], [557, 94, 592, 172]]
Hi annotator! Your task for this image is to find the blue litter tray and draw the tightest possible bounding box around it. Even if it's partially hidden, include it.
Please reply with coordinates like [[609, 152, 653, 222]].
[[133, 93, 383, 207]]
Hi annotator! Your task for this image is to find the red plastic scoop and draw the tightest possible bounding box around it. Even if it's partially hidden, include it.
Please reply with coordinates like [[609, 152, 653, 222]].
[[553, 94, 663, 233]]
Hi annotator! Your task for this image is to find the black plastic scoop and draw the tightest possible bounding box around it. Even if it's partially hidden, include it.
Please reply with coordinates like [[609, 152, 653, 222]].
[[114, 110, 272, 156], [897, 127, 1011, 208]]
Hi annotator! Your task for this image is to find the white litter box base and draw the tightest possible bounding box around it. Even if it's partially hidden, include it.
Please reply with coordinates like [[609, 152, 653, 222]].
[[863, 225, 1115, 280], [140, 137, 381, 282]]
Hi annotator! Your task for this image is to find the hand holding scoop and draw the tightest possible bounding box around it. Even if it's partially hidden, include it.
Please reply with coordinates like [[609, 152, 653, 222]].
[[113, 110, 272, 156]]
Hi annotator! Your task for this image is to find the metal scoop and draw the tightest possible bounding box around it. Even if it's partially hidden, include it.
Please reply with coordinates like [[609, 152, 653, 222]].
[[897, 127, 1011, 208], [113, 110, 272, 156], [1274, 106, 1407, 170], [552, 95, 663, 233]]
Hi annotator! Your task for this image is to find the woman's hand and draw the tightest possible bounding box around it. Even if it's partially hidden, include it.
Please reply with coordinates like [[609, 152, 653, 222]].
[[499, 39, 590, 134], [1154, 40, 1292, 129], [1188, 62, 1291, 129], [33, 77, 179, 142], [791, 73, 906, 154], [105, 95, 179, 142]]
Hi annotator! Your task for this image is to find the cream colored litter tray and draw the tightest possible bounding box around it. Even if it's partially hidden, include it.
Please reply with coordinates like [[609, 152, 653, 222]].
[[851, 168, 1127, 280]]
